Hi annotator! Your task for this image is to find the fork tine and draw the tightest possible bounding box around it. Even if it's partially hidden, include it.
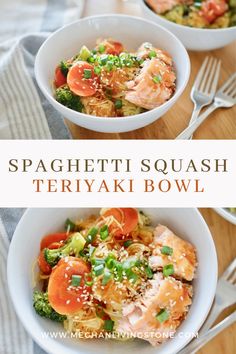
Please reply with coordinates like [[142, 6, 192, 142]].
[[226, 80, 236, 95], [199, 57, 214, 92], [192, 56, 209, 90], [221, 258, 236, 280], [219, 72, 236, 93], [203, 58, 219, 94], [229, 271, 236, 284], [209, 60, 221, 95]]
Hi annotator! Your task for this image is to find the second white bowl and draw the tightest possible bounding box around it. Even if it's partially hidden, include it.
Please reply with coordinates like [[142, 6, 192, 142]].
[[35, 15, 190, 133]]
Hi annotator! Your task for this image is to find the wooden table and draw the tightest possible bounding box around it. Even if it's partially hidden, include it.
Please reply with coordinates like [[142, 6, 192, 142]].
[[199, 209, 236, 354], [65, 0, 236, 140], [66, 1, 236, 352]]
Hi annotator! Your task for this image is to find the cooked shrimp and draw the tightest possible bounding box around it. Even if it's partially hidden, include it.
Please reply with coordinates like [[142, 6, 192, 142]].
[[117, 273, 192, 345], [125, 58, 176, 110], [149, 225, 197, 281]]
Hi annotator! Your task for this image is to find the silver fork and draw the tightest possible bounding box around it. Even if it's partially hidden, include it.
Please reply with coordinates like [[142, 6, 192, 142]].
[[178, 258, 236, 354], [179, 311, 236, 354], [176, 72, 236, 140], [188, 57, 221, 139], [200, 258, 236, 333]]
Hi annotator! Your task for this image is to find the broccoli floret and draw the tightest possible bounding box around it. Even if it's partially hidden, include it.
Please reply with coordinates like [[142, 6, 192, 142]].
[[59, 60, 70, 77], [44, 232, 86, 267], [33, 291, 66, 322], [55, 86, 84, 112]]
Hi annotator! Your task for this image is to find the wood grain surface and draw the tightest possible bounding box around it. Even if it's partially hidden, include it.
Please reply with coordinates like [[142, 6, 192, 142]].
[[66, 1, 236, 353], [65, 0, 236, 140]]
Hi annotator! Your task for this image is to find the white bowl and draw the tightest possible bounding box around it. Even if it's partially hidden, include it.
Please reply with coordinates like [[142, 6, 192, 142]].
[[8, 208, 217, 354], [214, 208, 236, 225], [35, 15, 190, 133], [140, 0, 236, 51]]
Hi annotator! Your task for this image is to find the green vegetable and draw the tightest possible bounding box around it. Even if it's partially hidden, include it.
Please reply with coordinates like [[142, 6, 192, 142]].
[[83, 69, 92, 79], [93, 264, 105, 276], [92, 258, 105, 266], [163, 264, 174, 277], [59, 61, 70, 77], [102, 269, 112, 286], [126, 269, 138, 283], [153, 75, 162, 84], [161, 246, 173, 256], [33, 291, 66, 322], [71, 275, 81, 287], [100, 225, 109, 240], [115, 99, 123, 109], [98, 44, 106, 53], [44, 232, 86, 267], [104, 319, 114, 332], [100, 55, 108, 66], [123, 240, 133, 247], [87, 227, 98, 243], [149, 50, 157, 59], [89, 245, 96, 257], [145, 265, 154, 279], [55, 86, 84, 112], [79, 45, 91, 61], [156, 309, 169, 323], [94, 66, 101, 75], [65, 218, 76, 231]]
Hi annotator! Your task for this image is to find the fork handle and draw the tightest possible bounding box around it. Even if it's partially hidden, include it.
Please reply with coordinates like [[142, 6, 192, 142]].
[[188, 104, 202, 140], [198, 301, 222, 334], [178, 311, 236, 354], [176, 103, 219, 140]]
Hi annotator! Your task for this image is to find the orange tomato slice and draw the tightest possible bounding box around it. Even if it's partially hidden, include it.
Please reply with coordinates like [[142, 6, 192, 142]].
[[106, 41, 124, 55], [40, 232, 68, 250], [102, 208, 138, 237], [67, 61, 99, 97], [48, 257, 91, 315], [54, 67, 67, 88]]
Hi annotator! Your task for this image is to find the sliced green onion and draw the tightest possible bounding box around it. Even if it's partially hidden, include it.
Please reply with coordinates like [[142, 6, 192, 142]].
[[87, 56, 95, 63], [122, 259, 136, 270], [89, 245, 96, 257], [153, 75, 162, 84], [100, 225, 109, 240], [87, 227, 98, 243], [123, 240, 133, 248], [156, 309, 169, 323], [163, 264, 174, 277], [65, 218, 76, 231], [94, 66, 101, 75], [93, 264, 104, 276], [83, 69, 92, 79], [149, 50, 157, 59], [71, 275, 81, 287], [102, 269, 112, 286], [161, 246, 173, 256], [85, 280, 93, 287], [104, 319, 114, 332], [98, 44, 106, 53], [126, 270, 138, 283], [114, 99, 123, 109], [100, 55, 108, 66], [145, 266, 154, 279], [92, 258, 105, 266]]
